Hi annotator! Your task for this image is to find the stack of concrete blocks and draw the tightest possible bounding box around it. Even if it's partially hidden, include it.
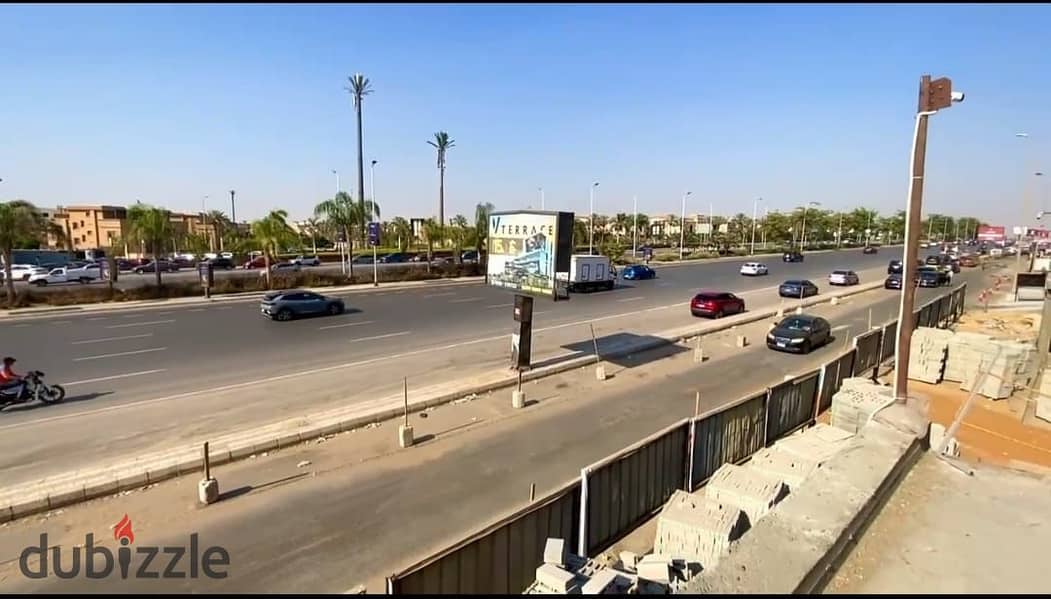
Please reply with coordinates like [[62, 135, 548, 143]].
[[746, 446, 820, 491], [959, 339, 1034, 400], [928, 422, 960, 458], [527, 541, 636, 595], [830, 379, 893, 434], [653, 489, 749, 571], [943, 332, 993, 383], [773, 423, 855, 465], [703, 463, 788, 527], [907, 327, 954, 383]]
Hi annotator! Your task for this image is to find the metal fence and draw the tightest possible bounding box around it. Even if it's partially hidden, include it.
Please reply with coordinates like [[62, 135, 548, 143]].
[[765, 371, 820, 442], [688, 392, 767, 490], [583, 421, 690, 556], [853, 328, 883, 379], [388, 480, 581, 594], [818, 350, 856, 414], [387, 285, 969, 595]]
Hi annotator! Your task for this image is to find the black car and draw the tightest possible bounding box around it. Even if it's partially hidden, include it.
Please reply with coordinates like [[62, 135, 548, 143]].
[[133, 260, 179, 274], [260, 290, 345, 321], [778, 279, 819, 298], [766, 314, 833, 354], [863, 246, 878, 254], [887, 260, 903, 275], [381, 253, 412, 263], [783, 251, 804, 263], [208, 257, 235, 270], [351, 254, 375, 265], [917, 267, 948, 287], [884, 273, 916, 290]]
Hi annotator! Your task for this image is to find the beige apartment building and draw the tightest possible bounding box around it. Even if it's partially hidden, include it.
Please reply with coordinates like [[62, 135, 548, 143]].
[[46, 205, 222, 255]]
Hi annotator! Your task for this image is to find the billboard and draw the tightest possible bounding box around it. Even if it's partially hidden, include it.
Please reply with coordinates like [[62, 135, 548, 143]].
[[977, 225, 1005, 242], [487, 211, 570, 296]]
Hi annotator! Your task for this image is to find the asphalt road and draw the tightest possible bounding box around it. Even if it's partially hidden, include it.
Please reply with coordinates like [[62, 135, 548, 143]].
[[0, 246, 938, 486], [0, 272, 970, 593]]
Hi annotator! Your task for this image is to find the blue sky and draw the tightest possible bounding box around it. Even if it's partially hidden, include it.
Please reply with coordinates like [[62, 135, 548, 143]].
[[2, 3, 1049, 225]]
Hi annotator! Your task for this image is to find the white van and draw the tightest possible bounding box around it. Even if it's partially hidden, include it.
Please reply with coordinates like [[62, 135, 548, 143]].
[[557, 255, 615, 293]]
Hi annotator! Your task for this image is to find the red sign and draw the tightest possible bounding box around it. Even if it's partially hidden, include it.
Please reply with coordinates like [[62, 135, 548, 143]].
[[1027, 228, 1050, 239], [977, 225, 1005, 241]]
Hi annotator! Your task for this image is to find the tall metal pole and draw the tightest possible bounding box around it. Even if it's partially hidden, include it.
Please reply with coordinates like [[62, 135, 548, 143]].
[[837, 213, 844, 248], [371, 160, 378, 287], [539, 187, 545, 211], [632, 195, 638, 257], [229, 190, 236, 228], [589, 182, 598, 254], [800, 205, 809, 251], [1016, 133, 1031, 272], [708, 202, 714, 245], [333, 169, 340, 195], [679, 191, 691, 260], [750, 197, 760, 255]]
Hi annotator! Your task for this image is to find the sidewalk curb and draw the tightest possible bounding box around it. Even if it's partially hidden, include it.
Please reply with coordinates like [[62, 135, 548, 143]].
[[0, 282, 885, 523]]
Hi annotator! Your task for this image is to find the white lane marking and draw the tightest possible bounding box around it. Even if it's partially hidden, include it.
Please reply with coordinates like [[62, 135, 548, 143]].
[[51, 320, 73, 325], [72, 333, 154, 345], [74, 347, 168, 361], [616, 297, 644, 303], [533, 310, 550, 315], [319, 320, 375, 331], [216, 306, 232, 311], [449, 297, 483, 304], [349, 331, 411, 342], [189, 308, 206, 312], [86, 317, 108, 321], [63, 369, 167, 387], [158, 312, 173, 316], [105, 319, 176, 329], [14, 324, 30, 328], [486, 303, 512, 309], [122, 314, 142, 318], [424, 292, 455, 298]]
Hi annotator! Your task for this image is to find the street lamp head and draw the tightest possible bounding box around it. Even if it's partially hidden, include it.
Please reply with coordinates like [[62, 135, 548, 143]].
[[1016, 133, 1030, 138], [592, 182, 600, 188], [950, 90, 965, 103], [371, 160, 377, 167]]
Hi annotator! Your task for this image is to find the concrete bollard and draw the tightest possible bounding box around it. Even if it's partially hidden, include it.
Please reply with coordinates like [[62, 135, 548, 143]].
[[776, 307, 785, 317], [831, 296, 840, 305], [198, 478, 219, 505], [693, 346, 705, 363], [795, 305, 804, 315], [398, 424, 414, 448], [595, 363, 607, 381], [512, 389, 526, 409], [736, 335, 748, 348]]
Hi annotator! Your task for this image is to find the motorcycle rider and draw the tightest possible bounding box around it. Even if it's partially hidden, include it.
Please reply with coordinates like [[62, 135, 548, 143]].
[[0, 357, 24, 399]]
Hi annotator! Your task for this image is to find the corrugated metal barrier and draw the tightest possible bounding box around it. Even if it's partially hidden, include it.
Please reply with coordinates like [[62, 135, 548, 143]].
[[818, 350, 856, 413], [765, 371, 820, 442], [688, 392, 767, 490], [879, 320, 898, 364], [583, 420, 690, 555], [852, 328, 883, 379]]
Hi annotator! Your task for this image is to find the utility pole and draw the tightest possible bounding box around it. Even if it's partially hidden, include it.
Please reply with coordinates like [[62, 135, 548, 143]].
[[679, 191, 692, 260], [229, 190, 236, 227], [893, 74, 964, 404]]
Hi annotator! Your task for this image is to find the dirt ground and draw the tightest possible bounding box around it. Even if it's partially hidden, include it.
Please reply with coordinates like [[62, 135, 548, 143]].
[[954, 309, 1040, 343]]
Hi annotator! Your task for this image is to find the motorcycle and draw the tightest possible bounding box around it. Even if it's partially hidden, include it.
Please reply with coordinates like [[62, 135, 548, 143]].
[[0, 371, 66, 409]]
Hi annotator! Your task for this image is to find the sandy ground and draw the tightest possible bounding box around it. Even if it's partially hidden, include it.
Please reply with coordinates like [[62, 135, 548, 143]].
[[827, 454, 1051, 594]]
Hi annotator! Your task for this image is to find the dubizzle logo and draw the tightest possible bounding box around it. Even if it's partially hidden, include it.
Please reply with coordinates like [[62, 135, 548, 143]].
[[19, 513, 230, 580]]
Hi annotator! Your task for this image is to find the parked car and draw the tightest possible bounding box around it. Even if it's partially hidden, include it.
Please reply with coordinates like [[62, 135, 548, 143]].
[[170, 257, 195, 269], [65, 263, 103, 283], [461, 250, 480, 264], [262, 261, 302, 276], [959, 255, 978, 267], [778, 279, 819, 299], [380, 253, 412, 263], [690, 290, 745, 318], [3, 264, 40, 281], [828, 269, 860, 286], [133, 260, 179, 274], [260, 290, 345, 321], [115, 258, 138, 271], [862, 245, 878, 254], [28, 267, 88, 286], [207, 257, 236, 270], [783, 251, 804, 263], [766, 314, 832, 354], [292, 255, 321, 267], [739, 262, 769, 276], [622, 264, 657, 280], [243, 256, 267, 269]]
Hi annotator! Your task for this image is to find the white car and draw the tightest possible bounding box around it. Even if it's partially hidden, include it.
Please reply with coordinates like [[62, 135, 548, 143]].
[[739, 262, 769, 276], [292, 255, 321, 267], [1, 264, 46, 282], [28, 267, 72, 286], [260, 261, 302, 276], [829, 269, 860, 286]]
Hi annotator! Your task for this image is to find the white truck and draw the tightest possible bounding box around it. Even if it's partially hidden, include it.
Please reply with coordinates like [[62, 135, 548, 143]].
[[557, 255, 615, 293], [28, 264, 102, 286]]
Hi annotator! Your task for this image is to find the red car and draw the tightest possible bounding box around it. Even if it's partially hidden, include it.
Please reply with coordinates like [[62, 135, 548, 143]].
[[242, 256, 267, 269], [690, 290, 746, 318]]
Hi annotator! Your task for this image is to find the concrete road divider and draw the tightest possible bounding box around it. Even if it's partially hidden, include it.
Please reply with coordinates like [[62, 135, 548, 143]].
[[0, 281, 886, 523]]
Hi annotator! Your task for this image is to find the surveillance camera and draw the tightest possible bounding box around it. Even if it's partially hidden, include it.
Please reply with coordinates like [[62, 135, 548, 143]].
[[950, 91, 965, 103]]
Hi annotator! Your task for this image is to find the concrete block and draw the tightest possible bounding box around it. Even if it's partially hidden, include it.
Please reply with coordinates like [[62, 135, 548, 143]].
[[1038, 394, 1051, 424], [116, 470, 149, 489], [251, 437, 279, 454], [543, 537, 566, 566], [398, 424, 414, 448], [619, 551, 640, 572], [229, 444, 256, 461], [198, 478, 219, 505], [636, 554, 672, 584], [929, 423, 960, 457], [736, 335, 748, 348], [512, 389, 526, 409], [82, 476, 120, 499], [275, 431, 302, 449], [207, 448, 232, 466], [831, 296, 840, 305], [146, 462, 180, 484], [595, 364, 607, 381], [582, 568, 620, 594], [535, 563, 576, 593], [795, 305, 804, 315], [704, 464, 788, 526], [747, 447, 819, 490], [10, 495, 49, 520], [46, 485, 86, 509], [654, 490, 748, 569], [0, 506, 13, 524], [317, 422, 343, 437]]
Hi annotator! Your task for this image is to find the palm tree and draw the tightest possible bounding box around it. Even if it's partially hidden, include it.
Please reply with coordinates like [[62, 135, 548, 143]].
[[0, 200, 54, 303], [302, 217, 323, 255], [388, 217, 412, 252], [126, 204, 175, 288], [252, 209, 295, 289], [427, 131, 455, 228], [205, 210, 230, 252], [448, 225, 470, 265], [474, 202, 495, 258], [315, 191, 357, 276], [347, 73, 373, 247], [422, 219, 444, 274]]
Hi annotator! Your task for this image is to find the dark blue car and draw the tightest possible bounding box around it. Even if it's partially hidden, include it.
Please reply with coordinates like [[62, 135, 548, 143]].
[[778, 279, 819, 299], [261, 289, 346, 321], [622, 264, 656, 280]]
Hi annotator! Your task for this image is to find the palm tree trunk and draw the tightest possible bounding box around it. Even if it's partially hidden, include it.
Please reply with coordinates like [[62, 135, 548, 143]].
[[346, 226, 354, 278], [264, 252, 272, 289], [356, 103, 366, 250], [439, 165, 445, 230], [3, 250, 15, 304], [153, 243, 162, 288], [312, 234, 317, 256]]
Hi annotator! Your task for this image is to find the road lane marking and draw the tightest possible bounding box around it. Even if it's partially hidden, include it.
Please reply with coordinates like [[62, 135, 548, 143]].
[[216, 306, 232, 311], [533, 310, 550, 315], [486, 303, 512, 309], [14, 324, 29, 327], [424, 292, 455, 298], [158, 312, 173, 315], [86, 317, 109, 321], [105, 319, 176, 329], [51, 320, 73, 325], [189, 308, 206, 312], [349, 331, 411, 342], [63, 369, 167, 387], [74, 347, 168, 361], [319, 320, 375, 330], [449, 297, 483, 304], [616, 297, 644, 303], [72, 333, 154, 345]]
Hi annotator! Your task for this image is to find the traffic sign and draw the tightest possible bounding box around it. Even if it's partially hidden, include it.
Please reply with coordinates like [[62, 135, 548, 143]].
[[367, 222, 381, 247]]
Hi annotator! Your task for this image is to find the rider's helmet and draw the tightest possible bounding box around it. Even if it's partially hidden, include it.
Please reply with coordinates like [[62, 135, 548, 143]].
[[2, 357, 14, 366]]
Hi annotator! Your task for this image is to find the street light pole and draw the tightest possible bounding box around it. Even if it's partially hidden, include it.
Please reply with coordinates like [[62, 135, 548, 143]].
[[679, 191, 692, 261], [539, 187, 545, 211], [229, 190, 236, 228], [332, 169, 340, 195], [750, 197, 761, 255], [893, 74, 964, 404], [837, 212, 844, 248], [370, 160, 378, 287], [800, 202, 819, 251], [589, 182, 599, 254], [632, 195, 638, 257]]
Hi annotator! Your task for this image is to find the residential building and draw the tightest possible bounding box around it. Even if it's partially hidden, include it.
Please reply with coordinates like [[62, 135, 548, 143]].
[[49, 205, 129, 252]]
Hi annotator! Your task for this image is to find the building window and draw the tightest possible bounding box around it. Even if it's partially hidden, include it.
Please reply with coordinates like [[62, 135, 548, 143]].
[[81, 235, 87, 243], [107, 231, 115, 239], [72, 222, 78, 230], [80, 220, 85, 228]]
